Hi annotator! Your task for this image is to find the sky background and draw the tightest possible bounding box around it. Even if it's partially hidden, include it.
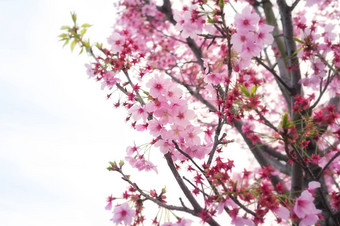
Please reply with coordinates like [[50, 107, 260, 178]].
[[0, 0, 140, 225]]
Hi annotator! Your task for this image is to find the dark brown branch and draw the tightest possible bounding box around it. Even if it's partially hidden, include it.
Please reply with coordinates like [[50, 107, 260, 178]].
[[123, 70, 145, 105], [317, 151, 340, 180], [164, 152, 221, 226], [172, 140, 204, 174], [254, 109, 279, 133], [116, 168, 195, 214], [165, 71, 217, 112], [157, 0, 204, 70], [207, 116, 224, 166], [255, 57, 292, 95], [261, 144, 289, 162], [234, 120, 289, 194], [290, 0, 301, 10], [218, 180, 257, 217]]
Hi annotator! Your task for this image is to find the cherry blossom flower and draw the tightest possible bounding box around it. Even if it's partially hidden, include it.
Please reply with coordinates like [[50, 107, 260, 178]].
[[294, 188, 321, 225], [175, 218, 193, 226], [174, 10, 204, 39], [107, 32, 124, 53], [173, 107, 195, 126], [128, 104, 149, 122], [148, 119, 167, 137], [231, 31, 254, 53], [111, 202, 135, 225], [85, 63, 95, 77], [102, 71, 120, 89], [305, 0, 319, 7], [231, 216, 255, 226], [185, 145, 207, 159], [234, 6, 259, 33], [308, 181, 320, 191], [165, 84, 183, 102], [205, 72, 223, 85], [294, 190, 318, 218], [273, 206, 290, 220], [146, 75, 170, 98], [105, 195, 115, 210], [184, 125, 201, 145], [154, 139, 174, 154], [154, 106, 175, 124], [256, 24, 274, 46], [134, 156, 158, 173], [299, 213, 320, 226], [141, 3, 158, 17]]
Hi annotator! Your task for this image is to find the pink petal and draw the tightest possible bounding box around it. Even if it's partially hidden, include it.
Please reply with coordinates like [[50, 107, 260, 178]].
[[308, 181, 320, 190], [274, 206, 290, 220]]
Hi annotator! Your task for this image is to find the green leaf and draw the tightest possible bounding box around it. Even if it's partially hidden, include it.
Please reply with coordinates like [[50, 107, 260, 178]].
[[119, 160, 125, 168], [79, 47, 84, 55], [81, 23, 92, 28], [292, 46, 303, 57], [80, 28, 86, 36], [95, 42, 103, 49], [59, 33, 67, 38], [84, 40, 91, 49], [281, 112, 289, 129], [71, 12, 77, 24], [61, 25, 70, 30], [250, 85, 259, 96], [161, 187, 166, 194], [207, 18, 215, 24], [293, 37, 304, 44], [219, 0, 225, 8], [70, 39, 77, 51], [62, 38, 69, 47], [109, 161, 117, 167], [240, 85, 250, 97]]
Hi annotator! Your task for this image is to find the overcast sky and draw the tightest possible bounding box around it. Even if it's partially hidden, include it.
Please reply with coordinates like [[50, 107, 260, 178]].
[[0, 1, 140, 225]]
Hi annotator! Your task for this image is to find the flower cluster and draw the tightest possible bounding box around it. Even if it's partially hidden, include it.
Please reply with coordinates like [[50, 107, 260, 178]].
[[60, 0, 340, 225], [293, 182, 321, 226], [231, 6, 274, 70]]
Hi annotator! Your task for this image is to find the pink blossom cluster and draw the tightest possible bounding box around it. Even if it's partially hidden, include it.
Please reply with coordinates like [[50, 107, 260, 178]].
[[60, 0, 340, 225], [125, 145, 158, 173], [293, 182, 321, 226], [231, 6, 274, 70], [128, 74, 211, 161], [174, 7, 205, 39]]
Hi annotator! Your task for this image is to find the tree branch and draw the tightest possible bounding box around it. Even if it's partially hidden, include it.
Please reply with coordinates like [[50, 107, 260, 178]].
[[164, 152, 221, 226]]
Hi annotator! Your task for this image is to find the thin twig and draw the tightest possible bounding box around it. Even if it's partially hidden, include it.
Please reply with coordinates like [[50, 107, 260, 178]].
[[317, 151, 340, 179]]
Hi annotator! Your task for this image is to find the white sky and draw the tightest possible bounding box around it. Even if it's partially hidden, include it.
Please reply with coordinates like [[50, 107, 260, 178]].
[[0, 0, 140, 225]]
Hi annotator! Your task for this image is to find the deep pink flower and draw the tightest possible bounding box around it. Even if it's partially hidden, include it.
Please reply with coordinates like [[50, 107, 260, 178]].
[[105, 195, 115, 210]]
